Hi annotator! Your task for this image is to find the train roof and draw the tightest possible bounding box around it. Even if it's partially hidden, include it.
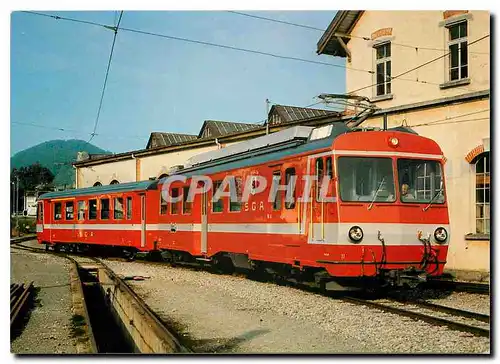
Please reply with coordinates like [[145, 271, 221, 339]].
[[38, 180, 159, 200], [167, 124, 421, 178]]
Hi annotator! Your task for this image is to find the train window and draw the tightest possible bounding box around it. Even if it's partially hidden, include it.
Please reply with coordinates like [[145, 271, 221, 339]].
[[212, 181, 224, 213], [285, 168, 296, 209], [337, 157, 395, 202], [326, 157, 333, 179], [54, 202, 62, 220], [316, 158, 324, 202], [230, 177, 242, 212], [65, 201, 74, 220], [77, 201, 86, 220], [37, 203, 43, 222], [397, 159, 445, 204], [114, 197, 124, 219], [272, 171, 282, 211], [126, 197, 132, 219], [160, 190, 168, 215], [171, 188, 179, 214], [183, 186, 192, 214], [100, 199, 110, 220], [89, 199, 97, 220]]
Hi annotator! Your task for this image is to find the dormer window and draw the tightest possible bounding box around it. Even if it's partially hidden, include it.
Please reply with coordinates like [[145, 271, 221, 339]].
[[447, 21, 468, 81], [374, 42, 391, 96]]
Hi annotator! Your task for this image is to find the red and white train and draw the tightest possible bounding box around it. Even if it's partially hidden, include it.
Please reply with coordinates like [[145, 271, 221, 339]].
[[37, 124, 450, 289]]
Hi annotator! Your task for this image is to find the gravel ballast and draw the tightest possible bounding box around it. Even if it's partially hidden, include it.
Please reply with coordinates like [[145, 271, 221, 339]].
[[11, 243, 78, 354], [102, 260, 490, 354]]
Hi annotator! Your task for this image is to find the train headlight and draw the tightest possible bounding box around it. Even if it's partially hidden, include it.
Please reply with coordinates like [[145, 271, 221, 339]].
[[348, 226, 363, 243], [388, 137, 399, 147], [434, 227, 448, 243]]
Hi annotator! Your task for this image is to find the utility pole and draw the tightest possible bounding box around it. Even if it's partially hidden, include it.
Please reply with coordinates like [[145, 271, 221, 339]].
[[266, 98, 270, 135]]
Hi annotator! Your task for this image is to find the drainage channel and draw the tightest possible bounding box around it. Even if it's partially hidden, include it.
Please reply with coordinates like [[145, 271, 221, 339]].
[[79, 266, 136, 353], [77, 262, 191, 354]]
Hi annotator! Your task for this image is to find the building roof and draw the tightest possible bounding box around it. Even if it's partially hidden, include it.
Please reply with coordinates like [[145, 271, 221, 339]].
[[39, 180, 158, 200], [317, 10, 364, 57], [198, 120, 259, 139], [268, 104, 340, 126], [146, 132, 197, 149]]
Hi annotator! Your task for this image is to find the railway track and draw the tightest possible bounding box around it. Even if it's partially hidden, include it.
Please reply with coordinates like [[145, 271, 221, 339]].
[[426, 279, 490, 295], [11, 282, 34, 328], [12, 241, 490, 339], [343, 296, 490, 338]]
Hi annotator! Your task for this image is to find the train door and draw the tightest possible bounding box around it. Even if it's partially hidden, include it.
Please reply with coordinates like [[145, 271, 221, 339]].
[[308, 154, 336, 244], [201, 191, 208, 254], [36, 201, 43, 233], [140, 194, 146, 248]]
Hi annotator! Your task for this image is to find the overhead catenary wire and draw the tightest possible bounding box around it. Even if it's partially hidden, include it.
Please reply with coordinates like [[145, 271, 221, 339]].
[[21, 11, 373, 74], [87, 10, 123, 145]]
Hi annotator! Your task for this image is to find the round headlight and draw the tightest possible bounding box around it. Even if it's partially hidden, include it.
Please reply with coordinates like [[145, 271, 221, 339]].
[[348, 226, 363, 243], [389, 137, 399, 147], [434, 227, 448, 243]]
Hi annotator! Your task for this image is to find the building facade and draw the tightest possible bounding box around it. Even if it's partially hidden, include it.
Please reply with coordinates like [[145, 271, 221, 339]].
[[317, 10, 490, 278]]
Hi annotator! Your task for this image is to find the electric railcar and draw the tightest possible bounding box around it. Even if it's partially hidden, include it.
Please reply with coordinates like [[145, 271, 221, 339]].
[[37, 124, 450, 289]]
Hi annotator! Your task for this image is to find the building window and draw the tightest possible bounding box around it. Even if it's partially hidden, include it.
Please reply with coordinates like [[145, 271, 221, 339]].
[[475, 152, 490, 234], [230, 177, 242, 212], [126, 197, 132, 220], [114, 197, 124, 219], [89, 199, 97, 220], [77, 201, 86, 221], [110, 180, 120, 185], [93, 182, 102, 187], [183, 186, 192, 214], [54, 202, 62, 220], [374, 42, 391, 96], [212, 181, 224, 213], [65, 201, 74, 220], [101, 198, 110, 220], [448, 21, 468, 81]]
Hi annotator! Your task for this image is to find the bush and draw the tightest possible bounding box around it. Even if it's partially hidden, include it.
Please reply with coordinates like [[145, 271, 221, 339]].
[[11, 216, 36, 236]]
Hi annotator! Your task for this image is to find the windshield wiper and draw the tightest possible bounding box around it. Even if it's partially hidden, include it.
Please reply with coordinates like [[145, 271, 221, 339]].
[[368, 177, 385, 210], [423, 187, 443, 211]]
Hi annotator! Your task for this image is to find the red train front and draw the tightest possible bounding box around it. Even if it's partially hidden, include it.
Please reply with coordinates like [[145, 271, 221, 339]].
[[37, 123, 450, 290]]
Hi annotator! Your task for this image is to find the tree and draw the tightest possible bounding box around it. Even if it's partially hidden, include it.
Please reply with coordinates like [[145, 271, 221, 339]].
[[11, 163, 54, 191]]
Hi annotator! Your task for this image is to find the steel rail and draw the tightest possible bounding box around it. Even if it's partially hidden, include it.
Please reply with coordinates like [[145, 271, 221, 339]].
[[343, 296, 490, 338], [396, 299, 490, 323]]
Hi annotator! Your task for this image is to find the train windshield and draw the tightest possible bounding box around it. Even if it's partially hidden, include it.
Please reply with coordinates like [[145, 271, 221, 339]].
[[397, 159, 445, 204], [338, 157, 395, 202]]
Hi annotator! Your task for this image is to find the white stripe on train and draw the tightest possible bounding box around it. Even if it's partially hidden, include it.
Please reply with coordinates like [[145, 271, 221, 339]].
[[38, 223, 449, 246]]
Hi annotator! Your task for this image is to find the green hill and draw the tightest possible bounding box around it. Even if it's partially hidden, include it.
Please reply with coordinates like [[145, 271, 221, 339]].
[[11, 139, 111, 188]]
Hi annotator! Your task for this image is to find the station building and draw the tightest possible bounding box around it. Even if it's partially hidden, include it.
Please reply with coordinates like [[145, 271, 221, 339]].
[[74, 10, 490, 279]]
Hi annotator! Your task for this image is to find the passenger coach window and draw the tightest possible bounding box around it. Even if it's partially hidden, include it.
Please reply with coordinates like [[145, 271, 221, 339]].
[[183, 186, 192, 214], [37, 203, 43, 221], [272, 171, 282, 211], [285, 168, 296, 209], [65, 201, 74, 220], [126, 197, 132, 219], [229, 177, 242, 212], [77, 201, 86, 220], [160, 190, 168, 215], [212, 181, 223, 213], [89, 199, 97, 220], [326, 157, 333, 179], [337, 157, 395, 202], [101, 198, 110, 219], [114, 197, 124, 219], [54, 202, 62, 220], [171, 188, 179, 214]]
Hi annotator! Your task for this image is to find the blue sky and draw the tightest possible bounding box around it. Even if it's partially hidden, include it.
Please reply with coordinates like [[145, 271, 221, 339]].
[[10, 11, 345, 155]]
